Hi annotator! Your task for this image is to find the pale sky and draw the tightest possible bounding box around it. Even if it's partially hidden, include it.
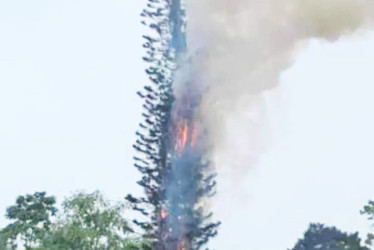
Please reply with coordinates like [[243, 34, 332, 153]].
[[1, 1, 374, 250], [210, 33, 374, 249], [0, 0, 146, 223]]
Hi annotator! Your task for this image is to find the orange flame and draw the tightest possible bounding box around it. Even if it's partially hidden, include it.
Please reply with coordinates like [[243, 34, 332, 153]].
[[175, 120, 199, 153], [176, 121, 189, 153], [159, 209, 168, 220]]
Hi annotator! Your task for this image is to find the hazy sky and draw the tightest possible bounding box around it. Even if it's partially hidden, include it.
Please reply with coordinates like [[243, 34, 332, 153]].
[[210, 34, 374, 249], [1, 1, 374, 250], [0, 0, 147, 223]]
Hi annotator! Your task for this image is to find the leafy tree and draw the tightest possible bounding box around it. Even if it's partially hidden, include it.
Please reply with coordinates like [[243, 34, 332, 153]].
[[0, 192, 57, 249], [0, 191, 149, 250], [40, 191, 146, 250], [290, 223, 368, 250]]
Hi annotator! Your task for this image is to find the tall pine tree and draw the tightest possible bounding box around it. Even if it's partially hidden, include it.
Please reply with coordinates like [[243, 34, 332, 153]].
[[127, 0, 220, 249]]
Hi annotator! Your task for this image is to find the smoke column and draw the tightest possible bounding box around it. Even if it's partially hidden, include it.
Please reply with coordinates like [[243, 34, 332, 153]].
[[181, 0, 374, 248]]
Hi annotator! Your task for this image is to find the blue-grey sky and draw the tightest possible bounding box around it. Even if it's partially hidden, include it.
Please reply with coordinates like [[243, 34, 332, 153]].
[[1, 1, 374, 250]]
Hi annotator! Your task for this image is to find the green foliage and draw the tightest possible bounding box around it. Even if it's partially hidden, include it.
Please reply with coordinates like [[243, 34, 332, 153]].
[[0, 191, 149, 250], [42, 191, 137, 250], [0, 192, 57, 249], [361, 201, 374, 220], [290, 223, 368, 250], [361, 200, 374, 246]]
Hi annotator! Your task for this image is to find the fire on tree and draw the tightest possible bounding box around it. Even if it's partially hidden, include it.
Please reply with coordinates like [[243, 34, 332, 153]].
[[126, 0, 220, 249]]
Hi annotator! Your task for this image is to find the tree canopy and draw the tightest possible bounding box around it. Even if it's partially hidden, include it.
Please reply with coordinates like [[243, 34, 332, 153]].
[[0, 192, 57, 249], [290, 223, 369, 250], [0, 191, 149, 250]]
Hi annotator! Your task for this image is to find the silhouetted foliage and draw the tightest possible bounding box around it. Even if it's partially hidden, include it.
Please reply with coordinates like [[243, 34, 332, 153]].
[[361, 200, 374, 246], [290, 223, 368, 250]]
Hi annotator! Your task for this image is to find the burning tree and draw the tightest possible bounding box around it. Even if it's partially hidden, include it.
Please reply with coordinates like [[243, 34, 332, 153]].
[[126, 0, 220, 249]]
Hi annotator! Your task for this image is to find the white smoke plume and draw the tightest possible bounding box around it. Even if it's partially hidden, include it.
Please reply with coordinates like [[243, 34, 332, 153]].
[[184, 0, 374, 248], [187, 0, 374, 171]]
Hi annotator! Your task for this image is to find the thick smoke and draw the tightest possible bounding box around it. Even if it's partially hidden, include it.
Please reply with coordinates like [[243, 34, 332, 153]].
[[186, 0, 374, 172], [184, 0, 374, 248]]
